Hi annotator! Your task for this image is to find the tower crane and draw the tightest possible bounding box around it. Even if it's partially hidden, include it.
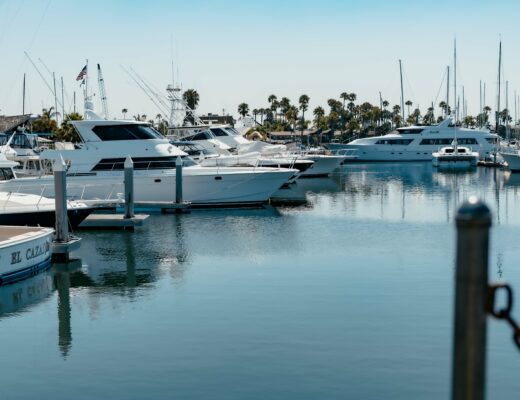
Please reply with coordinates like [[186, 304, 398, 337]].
[[97, 64, 109, 119]]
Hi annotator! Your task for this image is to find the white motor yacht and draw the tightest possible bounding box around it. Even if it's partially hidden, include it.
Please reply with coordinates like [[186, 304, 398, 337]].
[[1, 116, 297, 207], [326, 117, 499, 162], [432, 141, 479, 169]]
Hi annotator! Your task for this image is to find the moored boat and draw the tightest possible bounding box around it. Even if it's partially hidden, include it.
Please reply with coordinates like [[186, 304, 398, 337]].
[[0, 226, 53, 285]]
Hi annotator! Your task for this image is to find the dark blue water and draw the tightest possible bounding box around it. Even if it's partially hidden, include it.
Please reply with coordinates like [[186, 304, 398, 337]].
[[1, 163, 520, 399]]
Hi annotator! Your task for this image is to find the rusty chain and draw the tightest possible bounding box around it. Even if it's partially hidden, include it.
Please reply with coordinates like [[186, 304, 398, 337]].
[[486, 283, 520, 350]]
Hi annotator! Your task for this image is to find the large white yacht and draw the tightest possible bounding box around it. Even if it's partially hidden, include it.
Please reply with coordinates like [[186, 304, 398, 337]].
[[326, 118, 499, 161], [0, 115, 297, 207]]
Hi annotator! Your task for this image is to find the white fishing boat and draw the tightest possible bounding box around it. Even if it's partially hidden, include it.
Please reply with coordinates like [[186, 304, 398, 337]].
[[0, 225, 53, 285], [432, 140, 479, 169]]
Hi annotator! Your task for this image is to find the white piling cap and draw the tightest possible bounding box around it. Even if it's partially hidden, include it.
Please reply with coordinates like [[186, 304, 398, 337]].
[[176, 155, 183, 166], [54, 155, 67, 172], [124, 155, 133, 168]]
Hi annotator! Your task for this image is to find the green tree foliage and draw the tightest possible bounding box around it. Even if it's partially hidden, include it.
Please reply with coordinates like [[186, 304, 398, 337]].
[[31, 107, 58, 133], [238, 102, 249, 117], [182, 89, 200, 110], [55, 112, 83, 142]]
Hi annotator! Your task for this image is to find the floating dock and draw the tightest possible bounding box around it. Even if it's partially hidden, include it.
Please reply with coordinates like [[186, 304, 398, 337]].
[[78, 213, 149, 230]]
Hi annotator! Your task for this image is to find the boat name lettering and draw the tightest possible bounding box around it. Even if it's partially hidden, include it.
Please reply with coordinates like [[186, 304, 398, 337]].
[[11, 240, 50, 264], [25, 241, 50, 260], [11, 251, 21, 265]]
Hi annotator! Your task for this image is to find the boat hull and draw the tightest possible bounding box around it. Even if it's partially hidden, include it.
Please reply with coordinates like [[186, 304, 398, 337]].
[[0, 227, 53, 285], [500, 151, 520, 171], [299, 155, 344, 177], [0, 168, 297, 206]]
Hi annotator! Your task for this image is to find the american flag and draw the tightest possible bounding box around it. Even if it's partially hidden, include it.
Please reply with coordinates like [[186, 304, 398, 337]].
[[76, 65, 87, 81]]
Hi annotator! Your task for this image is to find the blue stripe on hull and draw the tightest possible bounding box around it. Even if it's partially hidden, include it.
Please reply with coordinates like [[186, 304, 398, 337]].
[[0, 258, 52, 285]]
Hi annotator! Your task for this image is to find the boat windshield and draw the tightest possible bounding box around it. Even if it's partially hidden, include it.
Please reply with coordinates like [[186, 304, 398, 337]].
[[0, 168, 14, 180], [92, 124, 163, 141]]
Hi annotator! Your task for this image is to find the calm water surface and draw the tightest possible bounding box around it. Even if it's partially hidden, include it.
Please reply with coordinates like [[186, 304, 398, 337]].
[[2, 163, 520, 399]]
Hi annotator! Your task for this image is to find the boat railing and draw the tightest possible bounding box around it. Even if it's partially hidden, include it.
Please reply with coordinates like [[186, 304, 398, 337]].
[[6, 181, 126, 203]]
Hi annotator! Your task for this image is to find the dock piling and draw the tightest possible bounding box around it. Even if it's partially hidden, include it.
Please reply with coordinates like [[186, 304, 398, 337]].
[[176, 156, 183, 204], [452, 197, 491, 400], [124, 156, 134, 219], [54, 156, 69, 242], [52, 156, 81, 262]]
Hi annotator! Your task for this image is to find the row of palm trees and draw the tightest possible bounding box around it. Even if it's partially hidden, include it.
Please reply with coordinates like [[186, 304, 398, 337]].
[[238, 92, 506, 139]]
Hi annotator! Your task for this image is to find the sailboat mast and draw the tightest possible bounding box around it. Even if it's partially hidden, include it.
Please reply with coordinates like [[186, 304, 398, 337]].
[[479, 80, 482, 127], [454, 39, 457, 122], [496, 41, 501, 133], [53, 72, 58, 123], [22, 73, 26, 115], [399, 59, 405, 122], [446, 66, 450, 116], [61, 76, 65, 120], [506, 80, 509, 141]]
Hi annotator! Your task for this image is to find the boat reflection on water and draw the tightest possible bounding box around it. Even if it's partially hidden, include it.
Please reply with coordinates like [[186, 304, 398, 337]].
[[0, 268, 54, 316], [271, 176, 343, 204]]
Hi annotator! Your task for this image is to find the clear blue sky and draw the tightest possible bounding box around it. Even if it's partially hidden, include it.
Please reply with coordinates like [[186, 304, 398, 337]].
[[1, 0, 519, 120]]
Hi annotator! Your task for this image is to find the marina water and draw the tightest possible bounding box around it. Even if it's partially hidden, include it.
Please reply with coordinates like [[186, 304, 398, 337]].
[[1, 163, 520, 399]]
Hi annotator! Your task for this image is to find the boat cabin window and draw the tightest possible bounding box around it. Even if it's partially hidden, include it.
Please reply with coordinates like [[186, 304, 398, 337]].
[[10, 133, 34, 149], [0, 134, 8, 146], [91, 156, 196, 171], [396, 128, 424, 134], [226, 128, 240, 136], [445, 148, 455, 154], [210, 128, 230, 137], [486, 137, 499, 144], [188, 131, 213, 141], [173, 143, 215, 156], [92, 124, 163, 141], [458, 148, 467, 153], [0, 168, 14, 180], [420, 138, 477, 145], [375, 139, 413, 145]]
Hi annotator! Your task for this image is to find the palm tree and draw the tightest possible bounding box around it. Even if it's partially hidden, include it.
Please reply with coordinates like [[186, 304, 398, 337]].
[[405, 100, 412, 119], [238, 103, 249, 117], [122, 108, 128, 119], [55, 112, 83, 142], [31, 107, 58, 133], [268, 95, 277, 122], [439, 101, 447, 117], [299, 94, 310, 143], [313, 106, 325, 129], [252, 108, 258, 123], [182, 89, 200, 110], [279, 97, 291, 123], [340, 92, 349, 109], [381, 100, 389, 124], [271, 100, 279, 123]]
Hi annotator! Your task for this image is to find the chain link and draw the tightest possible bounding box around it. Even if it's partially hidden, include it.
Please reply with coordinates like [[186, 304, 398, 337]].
[[486, 283, 520, 350]]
